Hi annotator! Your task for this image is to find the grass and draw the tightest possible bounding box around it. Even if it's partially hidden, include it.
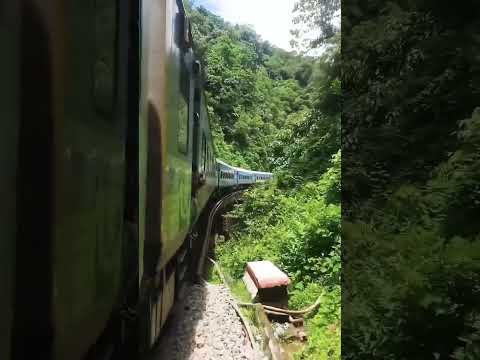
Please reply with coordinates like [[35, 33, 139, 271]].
[[205, 263, 222, 284]]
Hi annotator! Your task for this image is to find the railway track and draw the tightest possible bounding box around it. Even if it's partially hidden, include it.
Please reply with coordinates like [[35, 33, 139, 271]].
[[152, 282, 265, 360], [150, 190, 269, 360], [196, 190, 245, 279]]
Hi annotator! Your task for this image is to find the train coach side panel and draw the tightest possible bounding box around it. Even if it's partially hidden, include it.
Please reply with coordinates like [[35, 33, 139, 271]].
[[21, 2, 131, 359], [142, 0, 195, 274], [159, 0, 193, 270], [217, 160, 237, 187], [139, 0, 197, 346]]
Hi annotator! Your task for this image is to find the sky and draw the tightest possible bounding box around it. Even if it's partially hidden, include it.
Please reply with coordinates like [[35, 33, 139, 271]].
[[195, 0, 297, 51]]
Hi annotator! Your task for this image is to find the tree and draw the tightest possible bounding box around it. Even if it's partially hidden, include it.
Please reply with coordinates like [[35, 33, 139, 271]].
[[291, 0, 340, 51], [188, 5, 316, 170]]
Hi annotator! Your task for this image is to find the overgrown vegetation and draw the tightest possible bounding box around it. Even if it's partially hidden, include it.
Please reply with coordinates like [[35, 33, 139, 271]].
[[187, 1, 341, 358], [218, 154, 341, 359], [187, 3, 317, 170], [343, 1, 480, 359]]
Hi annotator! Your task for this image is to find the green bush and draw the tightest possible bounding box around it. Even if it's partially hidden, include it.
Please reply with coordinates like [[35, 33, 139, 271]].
[[295, 286, 341, 360], [343, 110, 480, 359], [216, 153, 341, 359]]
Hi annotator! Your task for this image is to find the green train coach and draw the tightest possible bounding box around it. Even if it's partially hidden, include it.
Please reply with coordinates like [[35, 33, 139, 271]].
[[1, 1, 272, 360]]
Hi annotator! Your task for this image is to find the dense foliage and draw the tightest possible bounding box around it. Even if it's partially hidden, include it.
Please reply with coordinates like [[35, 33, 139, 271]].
[[343, 1, 480, 359], [186, 2, 341, 358], [218, 154, 341, 359], [187, 3, 315, 170], [291, 0, 340, 50]]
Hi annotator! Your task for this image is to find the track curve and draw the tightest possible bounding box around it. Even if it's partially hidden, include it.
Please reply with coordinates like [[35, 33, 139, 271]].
[[196, 191, 244, 279]]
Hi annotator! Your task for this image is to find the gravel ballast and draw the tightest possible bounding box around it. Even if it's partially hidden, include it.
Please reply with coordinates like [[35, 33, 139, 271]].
[[152, 282, 266, 360]]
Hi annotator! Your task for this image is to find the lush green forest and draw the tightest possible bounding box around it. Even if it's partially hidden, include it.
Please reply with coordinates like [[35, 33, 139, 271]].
[[186, 1, 341, 358], [186, 0, 480, 358], [343, 1, 480, 359]]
